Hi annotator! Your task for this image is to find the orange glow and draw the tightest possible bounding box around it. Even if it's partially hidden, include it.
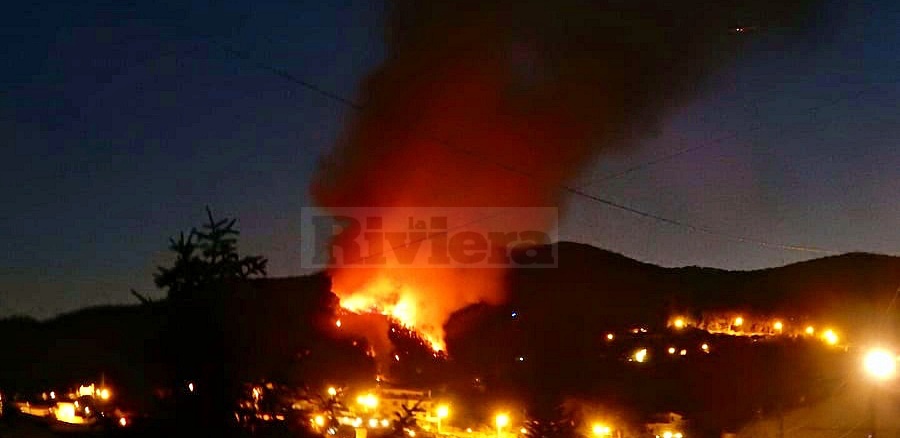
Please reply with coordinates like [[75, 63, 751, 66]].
[[54, 402, 84, 424], [336, 274, 452, 351]]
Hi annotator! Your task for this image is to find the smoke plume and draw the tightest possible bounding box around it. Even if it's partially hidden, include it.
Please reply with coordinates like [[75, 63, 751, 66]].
[[312, 0, 820, 355]]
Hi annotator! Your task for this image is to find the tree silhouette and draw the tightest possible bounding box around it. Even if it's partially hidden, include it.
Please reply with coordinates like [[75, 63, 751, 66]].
[[391, 401, 425, 437], [154, 207, 268, 299]]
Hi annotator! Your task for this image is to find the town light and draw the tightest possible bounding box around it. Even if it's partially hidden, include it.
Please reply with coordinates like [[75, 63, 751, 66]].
[[496, 413, 510, 438], [734, 317, 743, 327], [99, 388, 111, 400], [437, 404, 450, 434], [314, 415, 326, 427], [668, 347, 676, 354], [863, 348, 897, 381], [357, 393, 379, 409], [673, 318, 685, 329], [592, 423, 612, 436], [634, 349, 648, 363], [823, 329, 839, 345], [606, 333, 615, 341], [805, 326, 815, 335], [327, 386, 337, 397], [773, 321, 783, 331]]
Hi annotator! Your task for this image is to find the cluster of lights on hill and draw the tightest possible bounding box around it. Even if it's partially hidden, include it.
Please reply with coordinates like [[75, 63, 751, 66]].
[[669, 315, 842, 345], [603, 314, 845, 364]]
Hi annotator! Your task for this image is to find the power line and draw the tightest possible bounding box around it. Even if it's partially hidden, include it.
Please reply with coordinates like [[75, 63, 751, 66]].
[[222, 45, 842, 254], [581, 82, 888, 187]]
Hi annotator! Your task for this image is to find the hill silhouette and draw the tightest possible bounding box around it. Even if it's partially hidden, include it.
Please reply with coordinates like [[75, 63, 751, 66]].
[[1, 242, 897, 433]]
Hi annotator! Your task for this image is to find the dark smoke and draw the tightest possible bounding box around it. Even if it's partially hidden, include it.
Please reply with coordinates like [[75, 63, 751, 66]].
[[311, 0, 822, 356]]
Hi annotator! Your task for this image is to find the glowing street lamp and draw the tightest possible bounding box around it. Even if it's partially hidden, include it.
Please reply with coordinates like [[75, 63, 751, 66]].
[[863, 348, 897, 438], [357, 393, 379, 411], [496, 413, 510, 438], [327, 386, 338, 397], [773, 321, 783, 332], [436, 405, 450, 434], [733, 317, 744, 328], [863, 349, 897, 381], [673, 318, 685, 330], [592, 423, 612, 436], [823, 329, 839, 346]]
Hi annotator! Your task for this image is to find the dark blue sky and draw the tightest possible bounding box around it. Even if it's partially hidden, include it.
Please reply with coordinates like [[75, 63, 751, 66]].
[[2, 1, 897, 319]]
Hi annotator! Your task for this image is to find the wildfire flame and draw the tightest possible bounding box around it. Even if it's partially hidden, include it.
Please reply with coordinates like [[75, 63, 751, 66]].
[[336, 275, 446, 352]]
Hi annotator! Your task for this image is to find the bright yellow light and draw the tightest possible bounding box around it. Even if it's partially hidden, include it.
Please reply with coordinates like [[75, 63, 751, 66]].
[[773, 321, 783, 331], [54, 402, 82, 424], [634, 348, 648, 363], [674, 433, 683, 438], [805, 326, 815, 335], [314, 415, 326, 427], [592, 423, 612, 436], [606, 333, 614, 341], [119, 417, 128, 427], [673, 318, 685, 329], [437, 405, 450, 419], [701, 343, 709, 352], [369, 419, 379, 428], [357, 393, 379, 409], [863, 348, 897, 381], [680, 349, 687, 356], [99, 388, 110, 400], [668, 347, 676, 354], [823, 329, 839, 345], [663, 432, 673, 438], [734, 317, 743, 327], [381, 419, 391, 428], [327, 387, 337, 397], [408, 430, 417, 437], [336, 319, 342, 328], [496, 413, 510, 428], [520, 428, 528, 434], [188, 382, 194, 392]]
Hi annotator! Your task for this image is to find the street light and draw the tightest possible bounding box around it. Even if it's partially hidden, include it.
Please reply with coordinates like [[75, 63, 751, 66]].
[[437, 405, 450, 434], [863, 348, 897, 438], [327, 386, 337, 397], [592, 423, 612, 436], [863, 349, 896, 381], [496, 413, 510, 438]]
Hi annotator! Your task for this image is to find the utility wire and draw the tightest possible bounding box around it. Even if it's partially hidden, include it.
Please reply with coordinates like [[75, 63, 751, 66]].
[[221, 45, 845, 254], [581, 82, 887, 187]]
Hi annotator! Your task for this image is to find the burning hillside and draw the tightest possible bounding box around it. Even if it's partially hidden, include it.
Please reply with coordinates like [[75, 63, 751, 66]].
[[311, 1, 822, 355]]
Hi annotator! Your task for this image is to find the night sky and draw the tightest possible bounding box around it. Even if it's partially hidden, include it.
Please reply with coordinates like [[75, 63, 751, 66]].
[[2, 0, 897, 319]]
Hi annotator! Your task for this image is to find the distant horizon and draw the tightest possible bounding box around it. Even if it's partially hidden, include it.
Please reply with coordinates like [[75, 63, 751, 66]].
[[5, 240, 896, 321]]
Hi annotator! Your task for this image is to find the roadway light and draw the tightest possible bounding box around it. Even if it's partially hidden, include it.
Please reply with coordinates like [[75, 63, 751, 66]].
[[592, 423, 612, 436], [805, 326, 815, 335], [863, 348, 897, 381], [496, 413, 510, 438], [437, 405, 450, 434], [823, 329, 839, 346], [634, 349, 648, 363], [673, 318, 685, 329], [357, 393, 379, 410], [327, 386, 337, 397], [734, 317, 743, 327], [773, 321, 783, 331]]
